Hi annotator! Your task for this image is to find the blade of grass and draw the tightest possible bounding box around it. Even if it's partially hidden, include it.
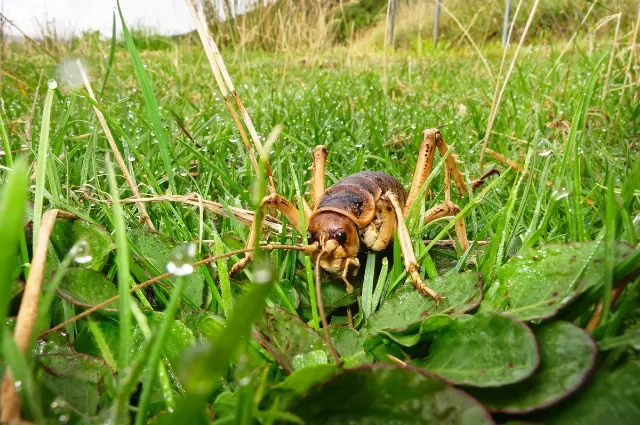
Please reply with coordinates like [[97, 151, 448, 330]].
[[288, 159, 319, 330], [602, 169, 616, 324], [105, 153, 133, 383], [117, 0, 176, 192], [32, 80, 56, 251], [371, 257, 389, 313], [0, 159, 28, 326], [361, 253, 376, 318], [98, 10, 117, 100], [1, 329, 43, 422], [135, 272, 188, 425]]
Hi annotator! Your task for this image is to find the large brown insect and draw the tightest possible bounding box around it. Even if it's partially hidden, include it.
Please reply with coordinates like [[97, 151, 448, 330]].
[[230, 128, 497, 301]]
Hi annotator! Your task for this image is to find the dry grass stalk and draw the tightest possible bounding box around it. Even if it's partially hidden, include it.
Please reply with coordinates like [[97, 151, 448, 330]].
[[184, 0, 277, 194], [1, 209, 77, 423], [544, 1, 597, 81], [479, 0, 541, 171], [617, 8, 640, 122], [76, 60, 155, 230], [601, 13, 621, 102], [80, 191, 286, 234], [438, 2, 494, 84]]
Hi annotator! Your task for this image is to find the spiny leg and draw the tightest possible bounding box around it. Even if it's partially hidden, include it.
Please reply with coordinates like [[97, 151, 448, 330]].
[[385, 192, 442, 301], [309, 145, 328, 210], [405, 128, 468, 216], [424, 165, 470, 252], [471, 168, 500, 190], [230, 194, 303, 276]]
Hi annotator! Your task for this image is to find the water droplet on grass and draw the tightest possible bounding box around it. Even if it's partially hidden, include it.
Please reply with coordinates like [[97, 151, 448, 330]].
[[166, 243, 196, 276], [71, 240, 93, 264], [47, 79, 58, 90], [127, 154, 135, 162], [253, 261, 274, 284], [553, 188, 569, 201]]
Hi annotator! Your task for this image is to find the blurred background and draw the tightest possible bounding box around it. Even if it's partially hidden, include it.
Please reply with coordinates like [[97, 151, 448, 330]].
[[2, 1, 638, 52]]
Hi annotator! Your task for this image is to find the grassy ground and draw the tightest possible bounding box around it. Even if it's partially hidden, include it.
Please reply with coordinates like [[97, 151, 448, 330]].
[[0, 11, 639, 424]]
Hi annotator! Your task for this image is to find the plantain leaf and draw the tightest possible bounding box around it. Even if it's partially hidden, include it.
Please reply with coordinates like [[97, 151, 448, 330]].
[[487, 242, 634, 321], [541, 362, 640, 425], [469, 321, 597, 412], [290, 365, 495, 425], [50, 219, 115, 270], [128, 228, 205, 308], [39, 353, 116, 416], [57, 268, 119, 312], [362, 272, 482, 339], [253, 307, 334, 373], [328, 326, 372, 367], [415, 312, 539, 387]]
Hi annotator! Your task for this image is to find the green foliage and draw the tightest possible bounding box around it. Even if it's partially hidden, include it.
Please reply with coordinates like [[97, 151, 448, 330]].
[[332, 0, 387, 42], [1, 3, 639, 423]]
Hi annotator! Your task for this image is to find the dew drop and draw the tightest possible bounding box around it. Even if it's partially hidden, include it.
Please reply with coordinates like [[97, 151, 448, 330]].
[[71, 239, 93, 264], [538, 149, 553, 157], [47, 79, 58, 90], [127, 154, 135, 162], [13, 380, 22, 391], [166, 243, 196, 276], [553, 188, 569, 201], [252, 260, 274, 285]]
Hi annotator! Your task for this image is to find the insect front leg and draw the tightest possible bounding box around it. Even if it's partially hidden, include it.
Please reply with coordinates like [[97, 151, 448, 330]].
[[230, 194, 304, 276], [384, 192, 442, 301], [340, 257, 360, 294]]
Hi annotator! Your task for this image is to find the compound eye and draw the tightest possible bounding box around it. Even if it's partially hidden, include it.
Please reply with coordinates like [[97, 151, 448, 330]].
[[307, 231, 318, 245], [334, 229, 347, 245]]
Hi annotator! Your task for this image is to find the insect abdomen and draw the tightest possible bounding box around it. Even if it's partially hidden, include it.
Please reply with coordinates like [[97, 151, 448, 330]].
[[316, 171, 407, 228]]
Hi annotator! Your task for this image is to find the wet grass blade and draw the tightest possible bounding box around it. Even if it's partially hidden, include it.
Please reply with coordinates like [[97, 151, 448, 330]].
[[105, 155, 133, 380], [601, 170, 616, 323], [32, 81, 56, 251], [117, 0, 176, 192], [0, 159, 28, 326], [362, 253, 376, 319]]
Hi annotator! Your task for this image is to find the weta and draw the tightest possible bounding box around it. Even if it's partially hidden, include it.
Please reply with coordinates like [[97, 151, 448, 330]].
[[230, 128, 497, 301]]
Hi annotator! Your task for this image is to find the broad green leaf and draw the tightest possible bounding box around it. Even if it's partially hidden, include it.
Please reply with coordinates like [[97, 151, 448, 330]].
[[364, 272, 483, 334], [39, 353, 116, 416], [270, 278, 300, 310], [75, 314, 194, 369], [290, 365, 494, 425], [50, 219, 115, 270], [273, 364, 340, 394], [57, 268, 119, 311], [415, 312, 539, 387], [376, 314, 455, 347], [542, 362, 640, 425], [183, 310, 225, 339], [328, 326, 372, 366], [488, 242, 634, 321], [134, 312, 195, 367], [129, 228, 205, 308], [298, 279, 357, 321], [253, 307, 334, 372], [469, 321, 596, 412]]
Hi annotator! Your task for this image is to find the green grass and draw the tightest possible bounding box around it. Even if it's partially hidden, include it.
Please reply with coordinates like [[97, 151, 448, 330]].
[[0, 11, 639, 424]]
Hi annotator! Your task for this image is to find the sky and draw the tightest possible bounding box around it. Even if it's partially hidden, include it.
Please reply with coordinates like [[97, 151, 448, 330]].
[[2, 0, 199, 37]]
